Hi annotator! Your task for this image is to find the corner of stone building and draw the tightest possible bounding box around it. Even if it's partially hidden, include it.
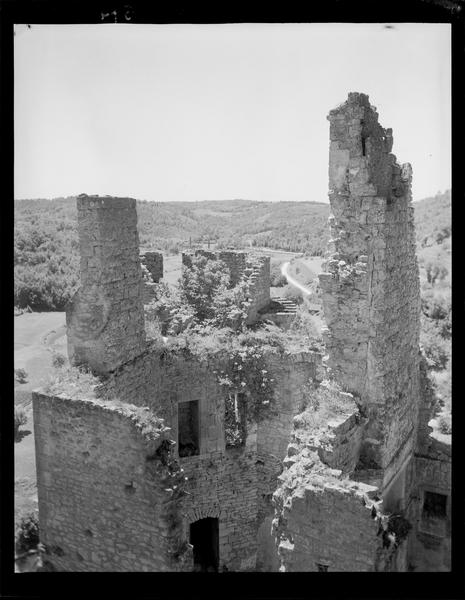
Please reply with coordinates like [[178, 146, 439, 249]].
[[32, 389, 193, 571]]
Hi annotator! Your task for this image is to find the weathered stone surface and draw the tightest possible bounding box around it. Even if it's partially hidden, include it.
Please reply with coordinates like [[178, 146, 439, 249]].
[[66, 195, 146, 374], [272, 92, 448, 573], [33, 93, 449, 574]]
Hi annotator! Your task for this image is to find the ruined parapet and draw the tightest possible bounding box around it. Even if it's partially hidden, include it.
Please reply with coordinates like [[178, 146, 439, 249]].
[[182, 249, 247, 288], [244, 255, 271, 325], [66, 195, 146, 374], [140, 251, 163, 282], [319, 93, 421, 481], [182, 249, 271, 325], [140, 251, 163, 305]]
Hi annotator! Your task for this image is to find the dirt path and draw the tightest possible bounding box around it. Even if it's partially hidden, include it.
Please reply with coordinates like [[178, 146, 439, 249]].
[[14, 312, 67, 529]]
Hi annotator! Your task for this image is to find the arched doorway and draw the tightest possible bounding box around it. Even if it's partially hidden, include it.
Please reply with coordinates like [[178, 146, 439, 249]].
[[189, 517, 219, 572]]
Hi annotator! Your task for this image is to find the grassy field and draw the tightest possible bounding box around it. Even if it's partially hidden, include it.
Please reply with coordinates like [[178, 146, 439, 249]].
[[14, 311, 67, 528]]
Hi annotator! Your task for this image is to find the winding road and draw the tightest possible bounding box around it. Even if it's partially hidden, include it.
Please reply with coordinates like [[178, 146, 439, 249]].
[[280, 261, 311, 296]]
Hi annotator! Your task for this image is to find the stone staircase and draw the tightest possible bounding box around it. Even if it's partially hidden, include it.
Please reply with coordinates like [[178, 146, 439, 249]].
[[258, 296, 298, 329]]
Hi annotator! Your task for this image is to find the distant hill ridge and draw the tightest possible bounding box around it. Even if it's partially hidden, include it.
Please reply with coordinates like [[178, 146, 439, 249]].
[[15, 190, 450, 253], [13, 191, 451, 311]]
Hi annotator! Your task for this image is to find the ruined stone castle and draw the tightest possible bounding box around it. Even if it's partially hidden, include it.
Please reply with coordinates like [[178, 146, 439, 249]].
[[32, 93, 450, 572]]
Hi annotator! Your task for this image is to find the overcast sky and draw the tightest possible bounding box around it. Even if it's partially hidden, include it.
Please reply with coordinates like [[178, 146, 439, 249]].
[[14, 23, 450, 203]]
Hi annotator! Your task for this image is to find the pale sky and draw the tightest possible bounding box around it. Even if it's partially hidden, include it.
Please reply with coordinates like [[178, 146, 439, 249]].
[[14, 23, 450, 203]]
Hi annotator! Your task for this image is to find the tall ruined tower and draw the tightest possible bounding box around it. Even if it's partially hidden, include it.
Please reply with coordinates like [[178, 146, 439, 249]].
[[66, 195, 146, 374], [319, 93, 421, 489]]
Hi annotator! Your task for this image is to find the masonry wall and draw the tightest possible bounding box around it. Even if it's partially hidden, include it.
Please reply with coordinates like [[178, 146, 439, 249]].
[[140, 251, 163, 283], [245, 256, 271, 325], [66, 195, 146, 374], [408, 435, 451, 572], [319, 93, 421, 487], [181, 250, 271, 325], [277, 483, 381, 571], [272, 396, 411, 572], [140, 251, 164, 304], [91, 345, 319, 570], [182, 250, 247, 287], [32, 392, 183, 572]]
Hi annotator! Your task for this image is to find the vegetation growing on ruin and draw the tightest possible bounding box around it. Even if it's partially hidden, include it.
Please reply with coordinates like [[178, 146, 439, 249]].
[[14, 191, 450, 310], [148, 438, 191, 565], [293, 379, 358, 431], [43, 364, 99, 399], [16, 513, 40, 554]]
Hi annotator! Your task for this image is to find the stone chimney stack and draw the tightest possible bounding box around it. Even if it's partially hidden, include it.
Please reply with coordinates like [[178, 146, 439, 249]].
[[319, 93, 421, 483], [66, 195, 146, 374]]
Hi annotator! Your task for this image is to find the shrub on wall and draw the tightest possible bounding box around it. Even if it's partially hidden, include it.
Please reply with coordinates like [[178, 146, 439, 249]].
[[15, 368, 28, 384], [16, 513, 40, 554], [14, 407, 28, 438]]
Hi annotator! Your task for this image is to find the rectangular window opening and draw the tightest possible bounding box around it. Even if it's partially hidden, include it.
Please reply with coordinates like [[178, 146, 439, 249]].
[[178, 400, 200, 457], [225, 392, 246, 449], [361, 135, 366, 156], [422, 491, 447, 519]]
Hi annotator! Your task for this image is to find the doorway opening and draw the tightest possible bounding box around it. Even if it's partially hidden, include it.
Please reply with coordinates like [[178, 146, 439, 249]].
[[189, 517, 219, 572]]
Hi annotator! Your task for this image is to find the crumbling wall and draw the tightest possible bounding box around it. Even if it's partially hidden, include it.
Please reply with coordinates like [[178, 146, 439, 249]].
[[66, 195, 146, 374], [181, 250, 270, 325], [90, 344, 319, 571], [255, 351, 321, 571], [32, 392, 190, 572], [140, 251, 164, 304], [272, 386, 410, 572], [319, 93, 421, 485], [140, 251, 163, 283], [182, 250, 246, 287], [245, 256, 271, 325]]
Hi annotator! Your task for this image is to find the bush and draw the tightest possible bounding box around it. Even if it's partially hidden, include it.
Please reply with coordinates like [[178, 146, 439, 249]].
[[16, 513, 40, 554], [437, 413, 452, 435], [15, 407, 28, 437], [51, 352, 66, 369], [15, 368, 28, 384], [180, 255, 230, 321]]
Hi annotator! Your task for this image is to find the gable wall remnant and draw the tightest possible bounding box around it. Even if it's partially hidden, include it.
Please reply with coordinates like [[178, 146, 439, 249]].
[[319, 92, 421, 482], [32, 392, 186, 571]]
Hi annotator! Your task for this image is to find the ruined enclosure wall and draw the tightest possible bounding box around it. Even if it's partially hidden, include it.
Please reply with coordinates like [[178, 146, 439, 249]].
[[255, 351, 321, 571], [32, 392, 177, 572], [140, 251, 163, 283], [319, 93, 421, 481], [245, 256, 271, 325], [181, 250, 271, 325], [93, 346, 319, 570], [256, 352, 320, 515], [140, 251, 164, 304], [277, 483, 380, 571], [182, 250, 247, 287], [66, 195, 146, 374]]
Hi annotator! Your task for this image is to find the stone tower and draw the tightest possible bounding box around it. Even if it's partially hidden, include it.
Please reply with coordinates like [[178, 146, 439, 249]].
[[66, 195, 146, 374], [319, 93, 421, 489]]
